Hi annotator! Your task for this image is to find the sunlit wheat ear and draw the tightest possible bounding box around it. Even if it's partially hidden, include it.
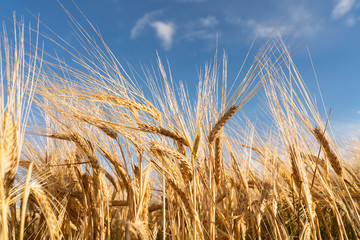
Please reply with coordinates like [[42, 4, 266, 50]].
[[313, 127, 342, 177], [289, 146, 316, 233], [141, 180, 151, 227], [214, 136, 222, 185], [70, 133, 100, 170], [167, 178, 195, 218], [303, 153, 326, 169], [208, 105, 238, 144], [138, 123, 190, 148], [192, 130, 201, 157], [92, 93, 161, 121], [151, 142, 192, 183], [288, 146, 302, 189], [72, 113, 118, 139], [31, 183, 59, 240], [1, 112, 18, 193], [125, 221, 150, 240]]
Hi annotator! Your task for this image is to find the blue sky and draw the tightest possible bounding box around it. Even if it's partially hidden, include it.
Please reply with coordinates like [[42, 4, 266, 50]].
[[1, 0, 360, 139]]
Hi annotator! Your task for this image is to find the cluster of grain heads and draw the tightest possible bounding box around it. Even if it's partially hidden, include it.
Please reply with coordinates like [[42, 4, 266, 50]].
[[1, 9, 360, 239], [1, 17, 39, 239], [0, 111, 19, 240]]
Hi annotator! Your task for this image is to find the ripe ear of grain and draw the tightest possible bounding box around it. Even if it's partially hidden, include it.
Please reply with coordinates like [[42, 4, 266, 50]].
[[31, 184, 59, 240], [313, 127, 342, 177], [214, 136, 222, 185], [1, 112, 18, 194], [208, 106, 238, 144]]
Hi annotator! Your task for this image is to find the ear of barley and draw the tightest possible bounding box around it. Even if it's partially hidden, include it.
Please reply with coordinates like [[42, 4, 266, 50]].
[[1, 112, 18, 193], [141, 181, 151, 227], [214, 136, 222, 185], [31, 184, 59, 240], [288, 146, 302, 189], [167, 178, 195, 217], [127, 221, 150, 240], [138, 123, 190, 147], [70, 133, 100, 170], [288, 146, 316, 234], [73, 114, 118, 139], [99, 146, 134, 195], [151, 142, 192, 182], [92, 94, 161, 121], [313, 127, 342, 177], [35, 133, 73, 141], [303, 153, 326, 169], [208, 105, 238, 144], [192, 131, 200, 157]]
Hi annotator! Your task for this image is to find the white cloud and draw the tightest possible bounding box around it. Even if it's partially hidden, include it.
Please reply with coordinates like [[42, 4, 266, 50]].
[[130, 10, 162, 39], [150, 21, 176, 50], [346, 15, 356, 25], [200, 16, 219, 27], [244, 20, 285, 38], [226, 18, 291, 38], [332, 0, 356, 19], [226, 6, 322, 39], [184, 30, 216, 41]]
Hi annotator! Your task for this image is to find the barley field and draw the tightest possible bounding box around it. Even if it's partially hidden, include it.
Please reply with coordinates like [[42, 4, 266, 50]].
[[1, 15, 360, 240]]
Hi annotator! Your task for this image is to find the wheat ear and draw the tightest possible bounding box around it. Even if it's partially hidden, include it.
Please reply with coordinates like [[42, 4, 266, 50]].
[[73, 114, 118, 139], [288, 146, 302, 190], [1, 112, 18, 193], [70, 133, 100, 170], [125, 221, 150, 240], [208, 105, 238, 144], [138, 123, 190, 147], [31, 184, 59, 240], [214, 136, 222, 185], [151, 142, 192, 182], [92, 94, 161, 121], [313, 127, 342, 177]]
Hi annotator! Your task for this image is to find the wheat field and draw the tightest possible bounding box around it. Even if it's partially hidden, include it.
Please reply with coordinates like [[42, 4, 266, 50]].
[[1, 15, 360, 240]]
